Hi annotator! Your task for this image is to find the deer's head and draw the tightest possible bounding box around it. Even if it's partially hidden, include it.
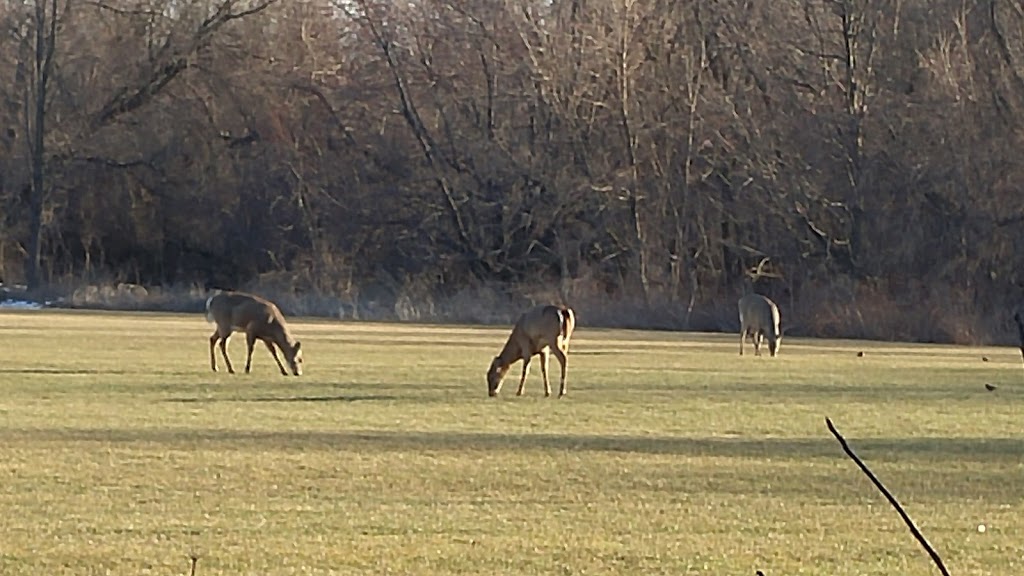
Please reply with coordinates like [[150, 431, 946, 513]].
[[285, 341, 303, 376], [486, 357, 509, 397]]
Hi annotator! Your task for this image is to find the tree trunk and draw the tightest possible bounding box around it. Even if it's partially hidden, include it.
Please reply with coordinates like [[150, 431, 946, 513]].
[[25, 0, 57, 291]]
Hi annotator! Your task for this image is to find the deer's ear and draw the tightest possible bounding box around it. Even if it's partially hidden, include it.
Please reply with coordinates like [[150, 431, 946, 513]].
[[294, 342, 302, 352]]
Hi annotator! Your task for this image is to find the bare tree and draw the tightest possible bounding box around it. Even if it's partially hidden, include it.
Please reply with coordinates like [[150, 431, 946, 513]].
[[10, 0, 279, 288], [21, 0, 63, 290]]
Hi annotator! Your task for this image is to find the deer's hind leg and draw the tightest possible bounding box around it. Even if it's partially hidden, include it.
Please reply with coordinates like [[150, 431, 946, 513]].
[[244, 331, 259, 374], [539, 348, 552, 397], [551, 346, 568, 397]]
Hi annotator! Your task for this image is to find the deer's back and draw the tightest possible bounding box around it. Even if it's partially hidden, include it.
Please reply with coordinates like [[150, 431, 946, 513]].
[[513, 305, 565, 353], [210, 292, 283, 332], [738, 294, 780, 330]]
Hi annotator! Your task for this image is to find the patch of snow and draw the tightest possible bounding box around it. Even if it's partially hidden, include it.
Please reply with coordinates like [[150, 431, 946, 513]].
[[0, 300, 44, 310]]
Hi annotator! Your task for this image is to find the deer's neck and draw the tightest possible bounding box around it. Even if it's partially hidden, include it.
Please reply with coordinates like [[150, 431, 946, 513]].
[[496, 333, 524, 368], [266, 319, 296, 349], [279, 327, 297, 349]]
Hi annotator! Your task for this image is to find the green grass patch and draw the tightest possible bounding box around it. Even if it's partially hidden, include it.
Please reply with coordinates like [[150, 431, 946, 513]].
[[0, 310, 1021, 575]]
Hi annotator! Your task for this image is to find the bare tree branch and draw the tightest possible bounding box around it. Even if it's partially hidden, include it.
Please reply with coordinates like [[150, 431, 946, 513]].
[[76, 155, 161, 171], [92, 0, 279, 128], [826, 418, 951, 576], [82, 0, 160, 18], [989, 0, 1024, 116], [286, 81, 358, 148], [343, 0, 488, 277]]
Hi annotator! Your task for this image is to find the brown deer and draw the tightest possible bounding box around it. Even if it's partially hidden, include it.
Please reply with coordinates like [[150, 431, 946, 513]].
[[738, 293, 782, 357], [487, 304, 576, 398], [206, 292, 303, 376]]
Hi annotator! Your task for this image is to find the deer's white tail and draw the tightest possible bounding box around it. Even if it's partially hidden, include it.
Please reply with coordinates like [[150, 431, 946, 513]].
[[558, 307, 575, 340], [205, 295, 215, 323]]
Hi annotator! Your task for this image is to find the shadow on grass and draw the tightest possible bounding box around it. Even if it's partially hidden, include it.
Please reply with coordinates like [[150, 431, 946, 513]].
[[165, 394, 398, 404], [8, 427, 1021, 464]]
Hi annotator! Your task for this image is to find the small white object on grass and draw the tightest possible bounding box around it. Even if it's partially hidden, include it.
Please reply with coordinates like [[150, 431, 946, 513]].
[[977, 524, 986, 533]]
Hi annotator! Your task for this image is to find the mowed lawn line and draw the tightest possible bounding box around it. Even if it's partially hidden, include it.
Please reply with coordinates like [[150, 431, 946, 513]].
[[0, 309, 1021, 575]]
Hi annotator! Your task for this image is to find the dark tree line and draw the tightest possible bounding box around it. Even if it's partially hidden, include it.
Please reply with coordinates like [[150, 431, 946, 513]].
[[1, 0, 1022, 342]]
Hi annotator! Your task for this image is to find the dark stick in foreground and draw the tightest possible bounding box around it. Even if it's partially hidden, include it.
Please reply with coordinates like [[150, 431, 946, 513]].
[[1014, 311, 1024, 370], [825, 418, 950, 576], [189, 555, 198, 576]]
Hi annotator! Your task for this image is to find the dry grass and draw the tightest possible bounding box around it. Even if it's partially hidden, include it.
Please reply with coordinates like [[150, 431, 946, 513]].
[[0, 310, 1021, 575]]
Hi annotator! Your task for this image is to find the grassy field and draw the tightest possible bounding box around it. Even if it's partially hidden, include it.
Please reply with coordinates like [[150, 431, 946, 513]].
[[0, 309, 1021, 576]]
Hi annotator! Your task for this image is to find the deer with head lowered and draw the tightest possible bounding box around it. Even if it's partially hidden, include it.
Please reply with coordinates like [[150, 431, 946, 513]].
[[738, 257, 784, 358], [738, 293, 782, 357], [206, 292, 303, 376], [487, 304, 575, 398]]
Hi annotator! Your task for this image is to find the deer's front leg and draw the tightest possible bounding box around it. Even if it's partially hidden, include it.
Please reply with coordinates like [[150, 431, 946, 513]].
[[265, 341, 288, 375], [515, 356, 532, 396], [244, 332, 257, 373]]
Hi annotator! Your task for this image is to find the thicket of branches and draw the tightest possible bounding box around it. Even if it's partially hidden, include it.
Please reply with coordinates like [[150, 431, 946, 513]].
[[1, 0, 1023, 341]]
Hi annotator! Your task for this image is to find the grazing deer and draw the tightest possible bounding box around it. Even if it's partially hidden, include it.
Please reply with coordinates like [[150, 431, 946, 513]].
[[487, 304, 576, 398], [206, 292, 303, 376], [738, 293, 782, 357]]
